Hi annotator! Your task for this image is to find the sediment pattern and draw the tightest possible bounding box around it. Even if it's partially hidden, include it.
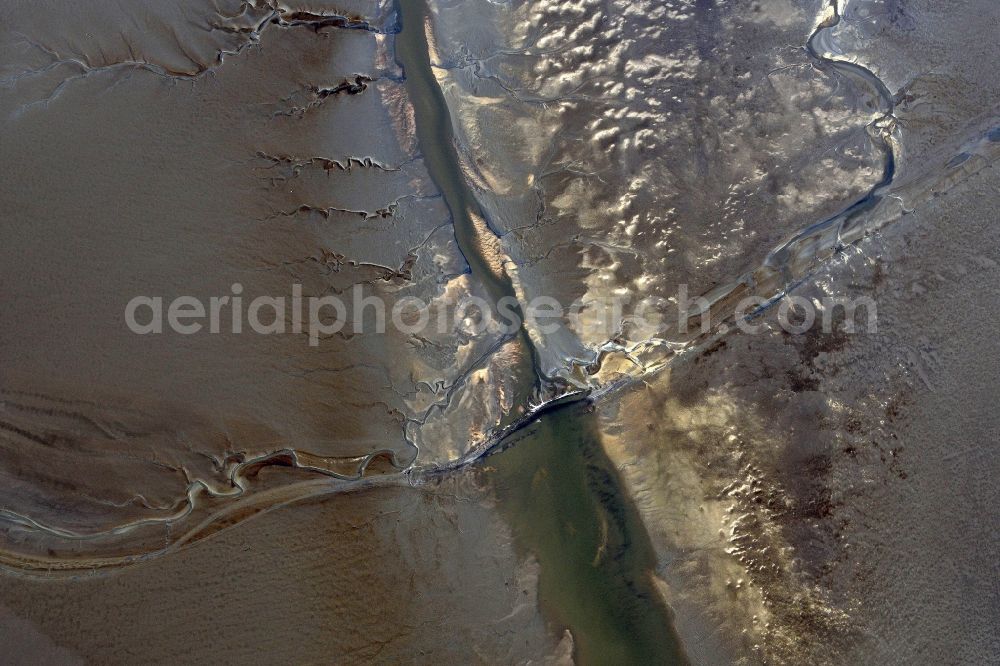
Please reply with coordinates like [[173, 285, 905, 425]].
[[2, 0, 999, 662]]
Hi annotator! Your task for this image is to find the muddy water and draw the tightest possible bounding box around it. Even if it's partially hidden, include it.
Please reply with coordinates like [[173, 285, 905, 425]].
[[482, 401, 687, 664]]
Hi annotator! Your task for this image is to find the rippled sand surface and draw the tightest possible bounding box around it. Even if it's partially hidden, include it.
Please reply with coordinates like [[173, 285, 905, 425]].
[[2, 0, 999, 662]]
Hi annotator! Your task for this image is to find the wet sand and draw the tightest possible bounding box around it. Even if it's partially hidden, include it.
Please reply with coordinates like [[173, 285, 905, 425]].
[[2, 0, 999, 662], [0, 477, 565, 663]]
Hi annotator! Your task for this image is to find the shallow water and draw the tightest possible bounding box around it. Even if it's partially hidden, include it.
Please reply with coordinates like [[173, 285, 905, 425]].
[[483, 401, 687, 664]]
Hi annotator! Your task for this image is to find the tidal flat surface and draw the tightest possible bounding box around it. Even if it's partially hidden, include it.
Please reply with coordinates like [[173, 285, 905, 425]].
[[2, 0, 999, 663]]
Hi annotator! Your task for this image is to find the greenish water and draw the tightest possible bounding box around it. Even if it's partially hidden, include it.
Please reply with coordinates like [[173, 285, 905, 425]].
[[395, 1, 686, 661], [483, 401, 687, 665]]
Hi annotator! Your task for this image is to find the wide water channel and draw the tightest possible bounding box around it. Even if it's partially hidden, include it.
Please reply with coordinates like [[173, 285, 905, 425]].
[[395, 1, 687, 661]]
